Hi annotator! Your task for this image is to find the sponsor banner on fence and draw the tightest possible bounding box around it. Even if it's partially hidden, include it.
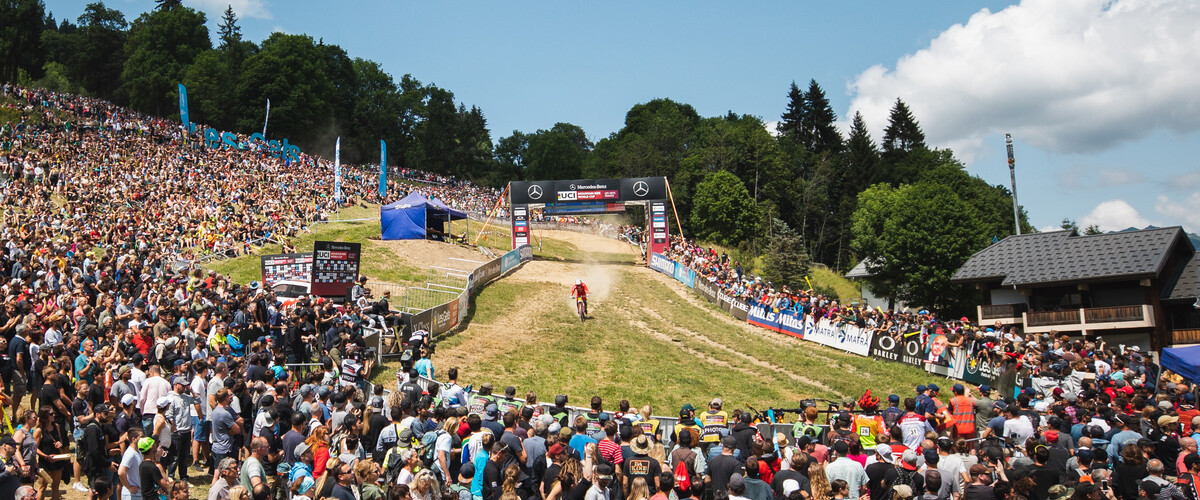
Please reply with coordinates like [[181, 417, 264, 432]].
[[747, 302, 781, 333], [673, 263, 696, 287], [870, 333, 902, 362], [961, 354, 1000, 386], [431, 299, 459, 334], [729, 298, 750, 321], [473, 258, 502, 291], [898, 333, 925, 367], [925, 349, 967, 379], [717, 292, 732, 312], [501, 249, 521, 273], [456, 291, 469, 323], [695, 278, 719, 304], [803, 317, 872, 356], [405, 309, 433, 338], [519, 244, 533, 261], [649, 253, 675, 275], [777, 309, 807, 339]]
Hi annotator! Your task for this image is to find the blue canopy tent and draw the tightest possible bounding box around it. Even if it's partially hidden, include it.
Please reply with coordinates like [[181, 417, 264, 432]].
[[381, 192, 467, 240], [1161, 345, 1200, 384]]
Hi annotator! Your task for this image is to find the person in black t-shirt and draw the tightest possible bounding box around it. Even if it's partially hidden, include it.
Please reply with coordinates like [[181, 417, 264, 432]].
[[37, 367, 68, 419], [137, 438, 167, 500]]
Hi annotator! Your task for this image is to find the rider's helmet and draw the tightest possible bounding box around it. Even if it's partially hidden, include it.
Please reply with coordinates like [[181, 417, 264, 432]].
[[575, 279, 582, 285]]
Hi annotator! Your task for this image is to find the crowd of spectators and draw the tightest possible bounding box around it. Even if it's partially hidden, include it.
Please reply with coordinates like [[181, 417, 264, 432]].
[[2, 85, 1198, 500]]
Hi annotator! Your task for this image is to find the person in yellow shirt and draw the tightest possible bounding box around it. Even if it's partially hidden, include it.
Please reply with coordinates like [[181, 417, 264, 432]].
[[852, 390, 886, 448], [699, 398, 729, 455]]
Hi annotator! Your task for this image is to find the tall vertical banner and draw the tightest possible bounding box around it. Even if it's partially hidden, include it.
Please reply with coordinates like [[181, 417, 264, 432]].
[[649, 201, 669, 257], [334, 137, 342, 202], [177, 84, 189, 129], [262, 98, 270, 137], [379, 140, 387, 198]]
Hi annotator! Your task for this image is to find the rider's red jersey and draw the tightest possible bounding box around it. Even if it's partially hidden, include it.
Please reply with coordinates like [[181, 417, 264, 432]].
[[572, 283, 589, 299]]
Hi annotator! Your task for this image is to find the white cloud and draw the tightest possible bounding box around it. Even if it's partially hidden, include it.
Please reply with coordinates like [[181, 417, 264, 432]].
[[1056, 165, 1144, 190], [187, 0, 272, 20], [845, 0, 1200, 162], [1078, 199, 1152, 231], [1155, 193, 1200, 232], [764, 121, 780, 137]]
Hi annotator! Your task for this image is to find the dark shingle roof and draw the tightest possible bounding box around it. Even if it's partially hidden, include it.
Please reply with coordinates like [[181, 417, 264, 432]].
[[951, 227, 1189, 287], [845, 259, 876, 279], [1164, 253, 1200, 301]]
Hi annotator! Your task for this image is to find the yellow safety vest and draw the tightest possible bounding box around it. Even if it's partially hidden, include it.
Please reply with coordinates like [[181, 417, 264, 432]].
[[700, 410, 728, 443]]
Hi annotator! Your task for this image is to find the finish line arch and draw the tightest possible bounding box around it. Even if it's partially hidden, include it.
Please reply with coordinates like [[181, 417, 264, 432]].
[[508, 177, 672, 262]]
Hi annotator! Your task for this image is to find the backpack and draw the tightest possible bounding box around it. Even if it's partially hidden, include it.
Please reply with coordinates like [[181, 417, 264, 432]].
[[420, 429, 444, 467], [673, 452, 695, 492], [888, 467, 921, 500], [382, 445, 408, 485]]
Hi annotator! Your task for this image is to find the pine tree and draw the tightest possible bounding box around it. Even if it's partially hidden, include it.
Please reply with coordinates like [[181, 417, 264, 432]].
[[845, 111, 880, 186], [778, 81, 804, 140], [882, 98, 925, 155], [218, 5, 241, 51], [155, 0, 182, 11], [799, 79, 842, 154]]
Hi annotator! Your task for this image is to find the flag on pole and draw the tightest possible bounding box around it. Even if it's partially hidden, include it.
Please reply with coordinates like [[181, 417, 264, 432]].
[[334, 137, 342, 203], [262, 98, 270, 137], [177, 84, 190, 129], [379, 140, 387, 198]]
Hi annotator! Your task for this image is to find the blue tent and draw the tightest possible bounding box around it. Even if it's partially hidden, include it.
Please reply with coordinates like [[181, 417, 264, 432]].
[[1161, 345, 1200, 384], [381, 192, 467, 240]]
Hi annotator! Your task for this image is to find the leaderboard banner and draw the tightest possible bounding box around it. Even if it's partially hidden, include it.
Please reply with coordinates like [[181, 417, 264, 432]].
[[512, 205, 529, 248], [260, 252, 313, 288], [310, 241, 362, 297], [649, 201, 669, 256]]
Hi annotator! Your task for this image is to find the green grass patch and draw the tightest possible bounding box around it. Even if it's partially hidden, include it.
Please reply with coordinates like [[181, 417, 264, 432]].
[[810, 266, 862, 302]]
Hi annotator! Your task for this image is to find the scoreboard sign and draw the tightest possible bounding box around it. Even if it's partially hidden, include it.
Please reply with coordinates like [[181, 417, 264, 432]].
[[310, 241, 362, 297], [260, 252, 313, 288], [649, 201, 669, 256], [512, 206, 529, 248]]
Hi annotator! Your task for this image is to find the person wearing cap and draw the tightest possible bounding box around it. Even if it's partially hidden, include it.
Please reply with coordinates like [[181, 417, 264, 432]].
[[1151, 415, 1182, 477], [705, 436, 744, 497], [0, 436, 22, 500], [825, 440, 868, 497], [973, 386, 996, 433], [162, 375, 194, 480], [865, 444, 894, 500], [588, 463, 615, 500], [482, 441, 513, 500], [289, 441, 316, 497], [962, 463, 994, 500], [674, 405, 701, 445], [933, 436, 966, 498], [699, 399, 729, 454], [892, 450, 926, 494], [947, 384, 977, 441], [150, 396, 174, 467], [882, 394, 904, 430]]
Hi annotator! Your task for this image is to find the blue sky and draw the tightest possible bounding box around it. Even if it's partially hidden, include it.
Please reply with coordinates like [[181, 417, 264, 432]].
[[46, 0, 1200, 233]]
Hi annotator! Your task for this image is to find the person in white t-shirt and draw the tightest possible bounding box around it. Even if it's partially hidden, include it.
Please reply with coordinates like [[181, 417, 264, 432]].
[[1001, 406, 1035, 449]]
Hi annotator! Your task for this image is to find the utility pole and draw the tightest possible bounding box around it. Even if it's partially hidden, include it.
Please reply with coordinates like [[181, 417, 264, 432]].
[[1006, 134, 1021, 235]]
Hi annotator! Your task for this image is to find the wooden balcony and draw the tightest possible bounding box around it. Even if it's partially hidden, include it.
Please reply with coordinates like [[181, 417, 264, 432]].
[[1026, 309, 1080, 327], [1174, 329, 1200, 345], [978, 303, 1027, 325], [1022, 304, 1155, 334]]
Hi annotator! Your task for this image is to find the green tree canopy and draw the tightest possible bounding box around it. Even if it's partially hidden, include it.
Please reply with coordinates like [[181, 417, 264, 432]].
[[121, 5, 209, 115], [850, 182, 988, 314], [690, 170, 760, 246]]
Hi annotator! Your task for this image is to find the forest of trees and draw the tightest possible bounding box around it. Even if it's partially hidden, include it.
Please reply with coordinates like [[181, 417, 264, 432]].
[[0, 0, 1035, 314]]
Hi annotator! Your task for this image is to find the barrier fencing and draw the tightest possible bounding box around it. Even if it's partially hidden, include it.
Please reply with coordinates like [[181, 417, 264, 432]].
[[648, 252, 1004, 388], [380, 245, 534, 362]]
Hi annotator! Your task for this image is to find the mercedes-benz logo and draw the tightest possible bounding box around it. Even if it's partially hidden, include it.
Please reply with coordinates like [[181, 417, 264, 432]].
[[527, 185, 543, 200], [632, 181, 650, 197], [569, 184, 576, 190]]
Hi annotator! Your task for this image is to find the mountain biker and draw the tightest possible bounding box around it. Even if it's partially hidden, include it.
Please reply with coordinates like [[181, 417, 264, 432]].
[[571, 280, 589, 315]]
